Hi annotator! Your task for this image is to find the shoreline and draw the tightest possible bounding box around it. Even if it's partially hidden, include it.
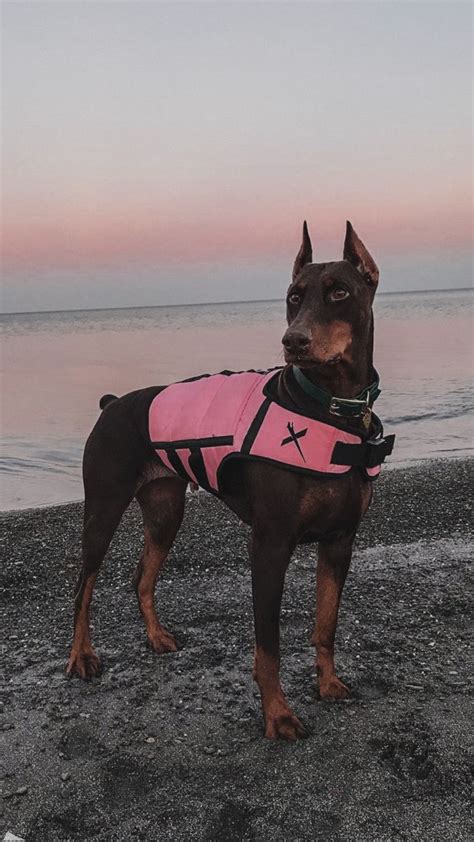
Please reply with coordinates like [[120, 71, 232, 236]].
[[1, 457, 473, 840], [2, 454, 473, 517]]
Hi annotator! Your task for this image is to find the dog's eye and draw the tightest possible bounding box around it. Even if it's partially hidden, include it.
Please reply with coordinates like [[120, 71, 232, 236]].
[[288, 292, 301, 305], [330, 288, 349, 302]]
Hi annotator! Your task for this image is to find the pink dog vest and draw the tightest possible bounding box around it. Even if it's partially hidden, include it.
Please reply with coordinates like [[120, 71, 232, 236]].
[[149, 369, 394, 494]]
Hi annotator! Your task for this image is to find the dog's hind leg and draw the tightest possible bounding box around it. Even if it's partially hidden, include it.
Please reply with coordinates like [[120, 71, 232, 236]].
[[134, 477, 187, 653], [67, 400, 142, 679], [67, 487, 134, 678]]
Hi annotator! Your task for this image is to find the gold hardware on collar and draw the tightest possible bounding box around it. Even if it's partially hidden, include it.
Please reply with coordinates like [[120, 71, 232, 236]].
[[362, 406, 372, 430], [329, 391, 370, 418]]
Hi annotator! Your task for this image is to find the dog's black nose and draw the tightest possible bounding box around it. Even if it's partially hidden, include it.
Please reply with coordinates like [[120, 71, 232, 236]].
[[282, 330, 311, 352]]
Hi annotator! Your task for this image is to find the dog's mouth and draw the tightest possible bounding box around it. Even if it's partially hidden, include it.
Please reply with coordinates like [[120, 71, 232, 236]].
[[283, 349, 343, 367]]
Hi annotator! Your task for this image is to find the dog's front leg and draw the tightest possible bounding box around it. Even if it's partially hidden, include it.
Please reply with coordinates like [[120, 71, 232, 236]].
[[312, 537, 354, 700], [250, 527, 306, 740]]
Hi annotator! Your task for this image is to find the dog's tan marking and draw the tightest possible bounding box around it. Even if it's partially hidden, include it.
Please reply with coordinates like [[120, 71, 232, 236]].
[[133, 528, 177, 653], [67, 572, 101, 678], [253, 648, 306, 740], [311, 320, 352, 363]]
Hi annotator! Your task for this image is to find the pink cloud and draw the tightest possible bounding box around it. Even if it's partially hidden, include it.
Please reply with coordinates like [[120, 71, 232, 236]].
[[2, 195, 471, 271]]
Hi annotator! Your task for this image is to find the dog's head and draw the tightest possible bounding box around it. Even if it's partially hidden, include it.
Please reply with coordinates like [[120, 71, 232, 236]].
[[282, 221, 379, 368]]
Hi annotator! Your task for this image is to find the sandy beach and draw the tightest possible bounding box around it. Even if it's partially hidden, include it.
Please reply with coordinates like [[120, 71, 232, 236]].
[[1, 458, 472, 841]]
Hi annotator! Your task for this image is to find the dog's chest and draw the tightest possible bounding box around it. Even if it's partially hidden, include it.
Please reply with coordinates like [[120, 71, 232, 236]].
[[297, 473, 372, 541]]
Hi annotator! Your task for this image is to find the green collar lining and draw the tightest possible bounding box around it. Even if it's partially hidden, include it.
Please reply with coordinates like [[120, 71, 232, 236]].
[[292, 365, 381, 418]]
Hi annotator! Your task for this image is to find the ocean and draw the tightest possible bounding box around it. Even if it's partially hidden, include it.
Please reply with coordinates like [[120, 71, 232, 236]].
[[1, 289, 472, 510]]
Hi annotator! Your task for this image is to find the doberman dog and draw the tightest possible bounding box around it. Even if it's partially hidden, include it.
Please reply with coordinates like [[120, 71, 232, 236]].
[[67, 221, 394, 740]]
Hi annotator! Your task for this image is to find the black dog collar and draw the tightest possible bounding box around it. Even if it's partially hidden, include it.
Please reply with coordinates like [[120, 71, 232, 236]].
[[292, 365, 381, 419]]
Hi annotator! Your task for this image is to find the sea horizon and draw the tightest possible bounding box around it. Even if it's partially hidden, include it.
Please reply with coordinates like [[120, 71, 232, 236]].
[[1, 284, 472, 318]]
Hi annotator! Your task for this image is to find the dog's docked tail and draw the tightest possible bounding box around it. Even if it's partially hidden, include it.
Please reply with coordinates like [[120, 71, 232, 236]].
[[99, 394, 118, 410]]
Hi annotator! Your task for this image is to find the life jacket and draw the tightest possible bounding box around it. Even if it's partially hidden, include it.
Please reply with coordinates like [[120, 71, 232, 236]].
[[148, 368, 395, 494]]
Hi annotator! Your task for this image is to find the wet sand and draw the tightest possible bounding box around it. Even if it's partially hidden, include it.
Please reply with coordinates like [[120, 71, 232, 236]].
[[1, 459, 472, 841]]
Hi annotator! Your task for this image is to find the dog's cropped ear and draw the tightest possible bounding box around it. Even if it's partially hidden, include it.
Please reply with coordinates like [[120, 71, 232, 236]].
[[343, 221, 379, 288], [292, 221, 313, 280]]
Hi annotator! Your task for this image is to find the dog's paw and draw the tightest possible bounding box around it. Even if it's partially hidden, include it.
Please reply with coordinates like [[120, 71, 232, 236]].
[[318, 675, 351, 700], [147, 628, 177, 654], [66, 648, 102, 679], [264, 708, 307, 741]]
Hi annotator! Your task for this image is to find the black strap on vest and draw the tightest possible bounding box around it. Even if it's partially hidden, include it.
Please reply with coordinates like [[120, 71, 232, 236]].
[[331, 434, 395, 469], [188, 448, 213, 492]]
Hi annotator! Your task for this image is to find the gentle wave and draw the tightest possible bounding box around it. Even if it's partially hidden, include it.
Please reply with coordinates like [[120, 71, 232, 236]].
[[384, 407, 473, 425]]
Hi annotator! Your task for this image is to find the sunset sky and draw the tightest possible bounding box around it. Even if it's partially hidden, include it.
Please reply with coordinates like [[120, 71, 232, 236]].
[[2, 0, 472, 313]]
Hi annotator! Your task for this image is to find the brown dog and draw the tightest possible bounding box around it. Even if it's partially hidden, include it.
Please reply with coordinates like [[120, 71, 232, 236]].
[[67, 221, 394, 740]]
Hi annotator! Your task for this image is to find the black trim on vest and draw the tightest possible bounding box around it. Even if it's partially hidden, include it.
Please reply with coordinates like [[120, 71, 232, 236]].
[[151, 435, 233, 450], [241, 397, 272, 455], [331, 434, 395, 469], [179, 367, 280, 385], [188, 448, 212, 492], [166, 450, 192, 482]]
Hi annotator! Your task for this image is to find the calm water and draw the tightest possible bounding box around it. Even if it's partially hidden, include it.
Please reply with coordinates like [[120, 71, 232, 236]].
[[1, 289, 473, 510]]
